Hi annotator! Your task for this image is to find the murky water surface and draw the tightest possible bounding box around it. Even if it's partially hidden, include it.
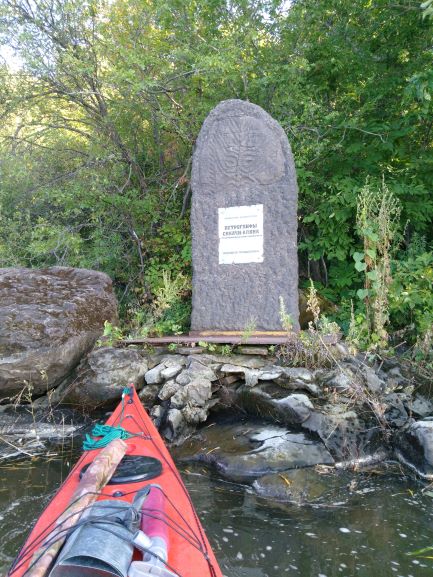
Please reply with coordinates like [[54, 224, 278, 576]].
[[1, 449, 433, 577]]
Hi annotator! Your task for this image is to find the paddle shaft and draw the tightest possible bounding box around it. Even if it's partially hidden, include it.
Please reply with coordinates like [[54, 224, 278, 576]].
[[24, 438, 128, 577]]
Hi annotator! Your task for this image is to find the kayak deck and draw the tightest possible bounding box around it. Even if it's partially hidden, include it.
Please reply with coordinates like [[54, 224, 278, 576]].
[[9, 387, 223, 577]]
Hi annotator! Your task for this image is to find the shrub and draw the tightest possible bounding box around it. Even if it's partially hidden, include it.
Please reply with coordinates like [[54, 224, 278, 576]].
[[389, 251, 433, 346], [353, 178, 402, 348]]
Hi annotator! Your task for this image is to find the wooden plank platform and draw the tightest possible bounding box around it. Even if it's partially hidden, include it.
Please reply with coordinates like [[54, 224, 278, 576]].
[[120, 333, 340, 346]]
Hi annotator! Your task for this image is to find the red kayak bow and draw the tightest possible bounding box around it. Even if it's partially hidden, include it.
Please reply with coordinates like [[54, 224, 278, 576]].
[[9, 386, 223, 577]]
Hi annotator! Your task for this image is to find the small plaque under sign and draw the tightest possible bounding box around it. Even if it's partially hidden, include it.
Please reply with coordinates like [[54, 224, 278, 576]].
[[218, 204, 263, 264]]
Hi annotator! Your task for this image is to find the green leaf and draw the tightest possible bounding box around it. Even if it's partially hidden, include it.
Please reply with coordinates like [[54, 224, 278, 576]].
[[407, 545, 433, 556], [355, 261, 367, 272], [357, 288, 369, 300], [366, 270, 378, 281], [366, 232, 379, 242], [353, 251, 365, 262]]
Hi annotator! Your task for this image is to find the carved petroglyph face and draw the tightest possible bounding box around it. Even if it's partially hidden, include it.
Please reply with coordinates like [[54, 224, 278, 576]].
[[200, 115, 285, 187]]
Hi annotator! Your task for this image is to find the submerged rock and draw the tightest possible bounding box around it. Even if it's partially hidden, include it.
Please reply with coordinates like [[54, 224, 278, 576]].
[[0, 404, 87, 460], [252, 468, 346, 504], [0, 267, 117, 401], [396, 420, 433, 479], [175, 421, 333, 483], [0, 406, 81, 439]]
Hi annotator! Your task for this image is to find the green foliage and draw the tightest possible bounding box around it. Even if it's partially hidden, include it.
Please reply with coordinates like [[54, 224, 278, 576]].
[[97, 321, 125, 347], [354, 179, 402, 347], [241, 318, 257, 343], [407, 544, 433, 558], [346, 307, 376, 351], [389, 250, 433, 341], [422, 0, 433, 20], [277, 331, 335, 369], [153, 271, 191, 318], [151, 299, 191, 336], [125, 272, 192, 337], [145, 221, 192, 296], [279, 296, 294, 334], [306, 280, 341, 337], [198, 341, 218, 353], [197, 342, 233, 355], [0, 0, 431, 348], [219, 344, 233, 356]]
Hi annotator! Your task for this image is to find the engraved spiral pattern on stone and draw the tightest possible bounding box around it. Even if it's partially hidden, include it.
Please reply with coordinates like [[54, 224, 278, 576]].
[[201, 115, 285, 188]]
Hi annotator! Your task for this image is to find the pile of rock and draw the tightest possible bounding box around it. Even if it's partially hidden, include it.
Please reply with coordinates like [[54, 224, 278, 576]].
[[48, 344, 433, 483], [145, 355, 217, 439], [1, 266, 432, 485]]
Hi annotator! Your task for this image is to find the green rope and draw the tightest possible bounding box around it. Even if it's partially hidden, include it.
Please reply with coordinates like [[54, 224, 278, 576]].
[[83, 386, 134, 451], [83, 424, 134, 450]]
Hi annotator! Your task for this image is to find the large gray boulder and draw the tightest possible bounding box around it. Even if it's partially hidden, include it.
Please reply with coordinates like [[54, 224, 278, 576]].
[[0, 267, 118, 400], [52, 347, 148, 408]]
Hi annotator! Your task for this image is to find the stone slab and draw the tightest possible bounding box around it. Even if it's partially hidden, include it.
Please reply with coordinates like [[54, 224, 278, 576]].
[[236, 346, 269, 356], [190, 99, 299, 332]]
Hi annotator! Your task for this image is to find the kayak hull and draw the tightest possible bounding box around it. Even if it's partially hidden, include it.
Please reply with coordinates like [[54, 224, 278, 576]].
[[9, 387, 223, 577]]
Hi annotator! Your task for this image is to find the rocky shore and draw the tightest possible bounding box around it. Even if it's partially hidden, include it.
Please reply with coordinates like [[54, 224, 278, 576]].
[[1, 267, 432, 502]]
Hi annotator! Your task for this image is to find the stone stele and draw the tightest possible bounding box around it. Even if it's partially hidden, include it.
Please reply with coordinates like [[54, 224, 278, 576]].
[[191, 99, 299, 333]]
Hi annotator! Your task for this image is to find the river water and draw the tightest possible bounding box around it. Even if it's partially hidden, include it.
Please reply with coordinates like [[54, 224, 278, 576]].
[[1, 448, 433, 577]]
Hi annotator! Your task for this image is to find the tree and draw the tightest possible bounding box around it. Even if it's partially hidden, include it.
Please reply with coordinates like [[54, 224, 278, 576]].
[[0, 0, 431, 336]]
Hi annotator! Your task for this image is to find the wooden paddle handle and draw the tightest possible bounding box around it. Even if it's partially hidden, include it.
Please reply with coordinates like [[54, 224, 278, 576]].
[[25, 438, 127, 577]]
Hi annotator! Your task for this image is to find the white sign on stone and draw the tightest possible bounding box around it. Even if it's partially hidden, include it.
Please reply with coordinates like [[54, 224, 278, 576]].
[[218, 204, 264, 264]]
